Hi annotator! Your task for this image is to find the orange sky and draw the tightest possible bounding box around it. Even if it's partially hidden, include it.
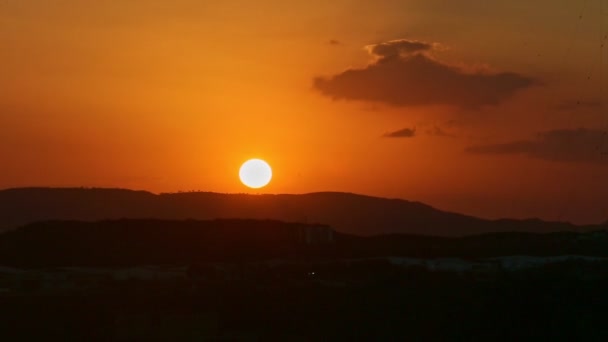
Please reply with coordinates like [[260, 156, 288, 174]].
[[1, 0, 608, 224]]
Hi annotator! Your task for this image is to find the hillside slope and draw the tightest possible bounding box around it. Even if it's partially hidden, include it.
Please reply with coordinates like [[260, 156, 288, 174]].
[[0, 187, 594, 236]]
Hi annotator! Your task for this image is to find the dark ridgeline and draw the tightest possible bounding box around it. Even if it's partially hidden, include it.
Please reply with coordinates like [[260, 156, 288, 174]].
[[0, 219, 333, 268], [0, 187, 598, 236], [1, 218, 608, 268]]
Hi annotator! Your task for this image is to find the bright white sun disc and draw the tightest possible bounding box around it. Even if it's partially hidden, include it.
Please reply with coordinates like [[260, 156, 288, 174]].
[[239, 159, 272, 189]]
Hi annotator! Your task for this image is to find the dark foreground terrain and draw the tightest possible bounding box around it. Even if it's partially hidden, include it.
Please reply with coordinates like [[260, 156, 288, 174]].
[[2, 263, 608, 341], [2, 219, 608, 341]]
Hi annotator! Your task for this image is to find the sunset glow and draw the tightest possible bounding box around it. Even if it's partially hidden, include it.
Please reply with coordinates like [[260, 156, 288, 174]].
[[4, 2, 608, 340], [1, 0, 607, 223]]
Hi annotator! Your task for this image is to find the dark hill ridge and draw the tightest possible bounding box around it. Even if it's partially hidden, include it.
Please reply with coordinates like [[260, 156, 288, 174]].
[[0, 187, 598, 236], [1, 219, 608, 268], [0, 219, 329, 267]]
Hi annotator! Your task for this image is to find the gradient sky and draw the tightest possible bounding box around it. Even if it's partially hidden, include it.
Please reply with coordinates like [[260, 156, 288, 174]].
[[2, 0, 608, 224]]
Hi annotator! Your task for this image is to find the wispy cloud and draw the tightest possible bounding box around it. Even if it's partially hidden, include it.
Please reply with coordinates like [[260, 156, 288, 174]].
[[555, 100, 602, 111], [426, 125, 455, 138], [383, 127, 417, 138], [466, 128, 608, 164]]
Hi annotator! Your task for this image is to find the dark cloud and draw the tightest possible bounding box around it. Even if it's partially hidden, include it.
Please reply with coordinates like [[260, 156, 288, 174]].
[[314, 39, 536, 109], [466, 128, 608, 164], [328, 39, 342, 46], [366, 39, 432, 58], [383, 127, 417, 138]]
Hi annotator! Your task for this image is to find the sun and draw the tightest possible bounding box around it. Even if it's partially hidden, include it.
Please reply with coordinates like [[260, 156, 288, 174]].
[[239, 159, 272, 189]]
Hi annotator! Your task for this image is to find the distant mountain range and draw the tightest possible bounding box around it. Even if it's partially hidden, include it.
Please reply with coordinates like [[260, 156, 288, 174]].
[[0, 187, 602, 236]]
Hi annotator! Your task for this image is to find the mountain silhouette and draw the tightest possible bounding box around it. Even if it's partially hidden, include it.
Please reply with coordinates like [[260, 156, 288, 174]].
[[1, 219, 608, 268], [0, 187, 598, 236]]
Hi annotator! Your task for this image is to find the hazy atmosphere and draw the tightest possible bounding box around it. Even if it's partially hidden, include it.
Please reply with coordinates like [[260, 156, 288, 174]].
[[4, 2, 608, 341], [2, 0, 608, 224]]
